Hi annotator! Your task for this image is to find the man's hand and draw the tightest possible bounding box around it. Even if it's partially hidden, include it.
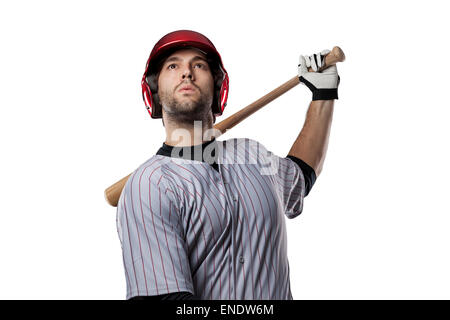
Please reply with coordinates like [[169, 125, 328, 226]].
[[298, 49, 340, 101]]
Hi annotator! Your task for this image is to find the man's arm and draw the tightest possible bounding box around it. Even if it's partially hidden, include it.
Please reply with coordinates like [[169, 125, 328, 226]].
[[287, 99, 334, 177], [116, 167, 195, 300]]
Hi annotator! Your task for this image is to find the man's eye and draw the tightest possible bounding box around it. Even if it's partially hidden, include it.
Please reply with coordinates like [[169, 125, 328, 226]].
[[168, 64, 176, 69], [195, 63, 204, 68]]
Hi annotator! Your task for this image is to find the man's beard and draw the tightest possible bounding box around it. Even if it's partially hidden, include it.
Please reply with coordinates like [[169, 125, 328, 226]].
[[159, 87, 213, 125]]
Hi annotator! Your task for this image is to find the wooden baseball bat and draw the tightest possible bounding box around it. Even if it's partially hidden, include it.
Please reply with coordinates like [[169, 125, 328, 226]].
[[105, 46, 345, 207]]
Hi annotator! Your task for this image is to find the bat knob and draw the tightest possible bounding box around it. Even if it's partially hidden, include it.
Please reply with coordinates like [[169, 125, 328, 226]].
[[331, 46, 346, 63]]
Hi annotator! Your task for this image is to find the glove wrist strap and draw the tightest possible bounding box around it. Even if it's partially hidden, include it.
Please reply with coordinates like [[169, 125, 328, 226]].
[[312, 88, 338, 101]]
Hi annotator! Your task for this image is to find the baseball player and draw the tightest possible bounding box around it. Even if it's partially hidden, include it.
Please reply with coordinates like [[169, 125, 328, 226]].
[[116, 30, 339, 300]]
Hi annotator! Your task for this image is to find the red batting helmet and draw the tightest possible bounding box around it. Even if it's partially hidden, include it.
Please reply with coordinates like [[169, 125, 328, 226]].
[[141, 30, 229, 119]]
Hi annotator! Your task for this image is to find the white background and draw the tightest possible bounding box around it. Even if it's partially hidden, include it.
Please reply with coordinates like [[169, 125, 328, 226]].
[[1, 0, 449, 299]]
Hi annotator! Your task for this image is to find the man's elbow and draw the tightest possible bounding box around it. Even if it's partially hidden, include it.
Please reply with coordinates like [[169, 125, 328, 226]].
[[313, 164, 321, 177], [314, 159, 325, 177]]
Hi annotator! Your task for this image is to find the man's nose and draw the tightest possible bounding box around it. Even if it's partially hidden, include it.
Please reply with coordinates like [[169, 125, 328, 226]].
[[181, 66, 194, 80]]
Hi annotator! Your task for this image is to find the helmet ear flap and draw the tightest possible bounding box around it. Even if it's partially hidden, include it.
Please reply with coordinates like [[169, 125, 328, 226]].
[[208, 57, 226, 116], [147, 73, 158, 93], [145, 72, 163, 118]]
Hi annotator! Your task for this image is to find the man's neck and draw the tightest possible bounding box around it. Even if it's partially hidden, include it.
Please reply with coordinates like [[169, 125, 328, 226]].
[[164, 120, 214, 147]]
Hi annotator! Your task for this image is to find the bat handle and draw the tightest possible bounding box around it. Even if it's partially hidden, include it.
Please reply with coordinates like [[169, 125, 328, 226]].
[[313, 46, 345, 72]]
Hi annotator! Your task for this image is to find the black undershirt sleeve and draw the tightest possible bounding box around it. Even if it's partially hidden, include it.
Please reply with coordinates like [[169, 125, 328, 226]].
[[129, 292, 199, 300], [286, 155, 317, 197]]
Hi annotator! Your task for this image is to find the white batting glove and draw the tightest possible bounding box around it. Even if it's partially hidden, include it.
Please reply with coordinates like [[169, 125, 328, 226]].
[[298, 49, 340, 100]]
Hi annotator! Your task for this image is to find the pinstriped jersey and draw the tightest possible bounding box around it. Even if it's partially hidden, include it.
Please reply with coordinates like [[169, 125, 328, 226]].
[[116, 138, 306, 300]]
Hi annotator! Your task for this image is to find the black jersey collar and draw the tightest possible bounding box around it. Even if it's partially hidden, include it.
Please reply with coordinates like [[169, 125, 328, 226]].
[[156, 137, 218, 164]]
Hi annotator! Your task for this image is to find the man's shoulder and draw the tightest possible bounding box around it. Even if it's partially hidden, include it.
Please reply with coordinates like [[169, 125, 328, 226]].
[[220, 137, 267, 151], [118, 155, 176, 209], [124, 155, 172, 190], [218, 137, 275, 165]]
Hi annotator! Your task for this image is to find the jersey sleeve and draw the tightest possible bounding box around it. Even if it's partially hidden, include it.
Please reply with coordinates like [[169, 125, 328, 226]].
[[286, 155, 316, 197], [274, 155, 306, 219], [116, 168, 195, 299]]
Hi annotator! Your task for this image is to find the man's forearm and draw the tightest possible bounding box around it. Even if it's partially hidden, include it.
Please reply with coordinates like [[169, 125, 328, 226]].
[[288, 99, 334, 177]]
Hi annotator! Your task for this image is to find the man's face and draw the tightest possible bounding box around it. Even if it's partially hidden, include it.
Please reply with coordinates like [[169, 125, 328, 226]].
[[157, 48, 214, 123]]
